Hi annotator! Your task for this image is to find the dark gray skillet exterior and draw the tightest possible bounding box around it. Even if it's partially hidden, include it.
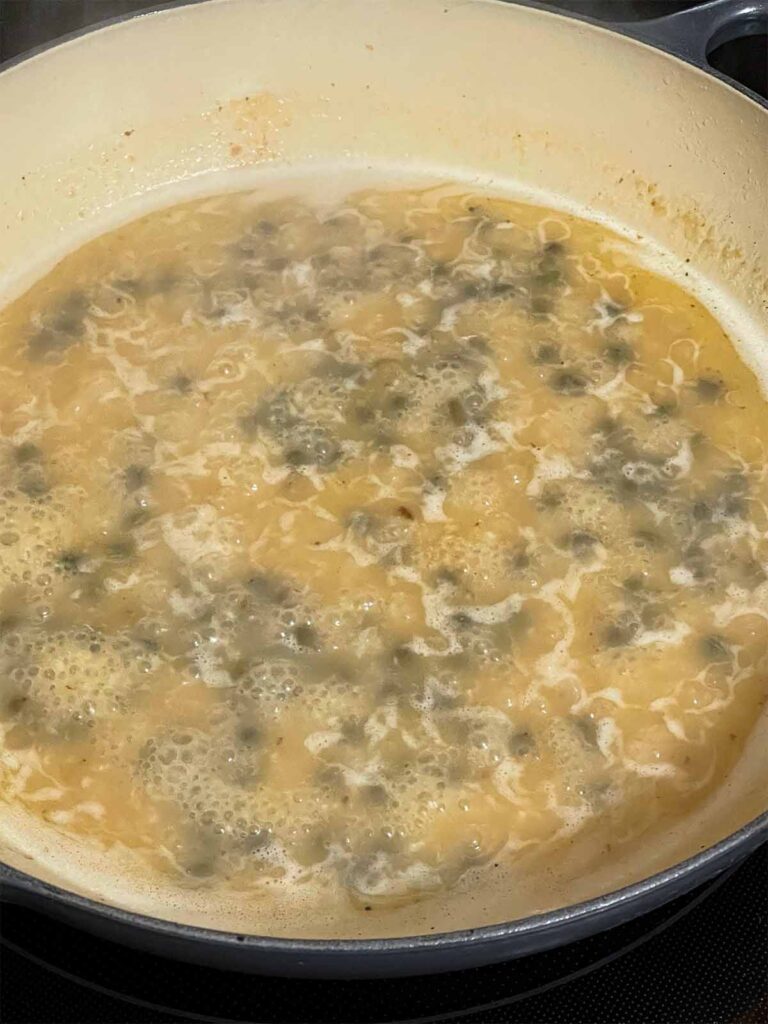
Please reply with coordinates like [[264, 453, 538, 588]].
[[1, 810, 765, 977], [0, 0, 766, 978]]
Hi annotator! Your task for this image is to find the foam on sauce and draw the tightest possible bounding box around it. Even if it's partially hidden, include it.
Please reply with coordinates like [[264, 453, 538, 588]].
[[0, 182, 766, 935]]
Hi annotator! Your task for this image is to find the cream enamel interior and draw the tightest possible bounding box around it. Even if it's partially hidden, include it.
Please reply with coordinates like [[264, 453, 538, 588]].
[[0, 0, 766, 938]]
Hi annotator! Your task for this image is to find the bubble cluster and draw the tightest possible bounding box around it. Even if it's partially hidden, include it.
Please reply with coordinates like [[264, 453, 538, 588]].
[[0, 491, 76, 586], [0, 625, 156, 737]]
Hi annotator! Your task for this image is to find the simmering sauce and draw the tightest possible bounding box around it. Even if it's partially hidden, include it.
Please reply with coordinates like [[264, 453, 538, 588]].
[[0, 185, 765, 927]]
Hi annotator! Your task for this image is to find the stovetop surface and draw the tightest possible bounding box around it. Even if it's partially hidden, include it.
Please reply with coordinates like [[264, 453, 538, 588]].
[[0, 2, 766, 1022], [2, 847, 766, 1023]]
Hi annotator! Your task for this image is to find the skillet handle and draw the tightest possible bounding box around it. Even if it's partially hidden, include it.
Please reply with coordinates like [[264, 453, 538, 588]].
[[612, 0, 768, 67]]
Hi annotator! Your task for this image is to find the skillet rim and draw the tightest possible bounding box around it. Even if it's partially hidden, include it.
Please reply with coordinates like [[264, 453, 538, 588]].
[[1, 0, 766, 111], [2, 810, 767, 954]]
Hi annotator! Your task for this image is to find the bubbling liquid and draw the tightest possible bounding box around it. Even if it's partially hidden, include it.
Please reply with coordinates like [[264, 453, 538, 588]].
[[0, 184, 766, 931]]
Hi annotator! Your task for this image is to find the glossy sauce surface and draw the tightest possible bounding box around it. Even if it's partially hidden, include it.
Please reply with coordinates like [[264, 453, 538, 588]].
[[0, 186, 766, 925]]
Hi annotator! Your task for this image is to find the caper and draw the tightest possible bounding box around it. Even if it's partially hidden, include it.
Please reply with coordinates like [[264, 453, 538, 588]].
[[572, 715, 599, 749], [508, 730, 536, 757], [696, 377, 724, 402], [550, 369, 588, 395], [604, 341, 634, 366], [700, 634, 731, 662], [124, 465, 150, 491]]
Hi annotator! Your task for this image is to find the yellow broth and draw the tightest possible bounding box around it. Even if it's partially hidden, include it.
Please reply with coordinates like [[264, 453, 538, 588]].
[[0, 185, 765, 915]]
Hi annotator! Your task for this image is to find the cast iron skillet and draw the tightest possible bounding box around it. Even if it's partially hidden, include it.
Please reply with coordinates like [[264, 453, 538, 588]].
[[0, 0, 766, 979]]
